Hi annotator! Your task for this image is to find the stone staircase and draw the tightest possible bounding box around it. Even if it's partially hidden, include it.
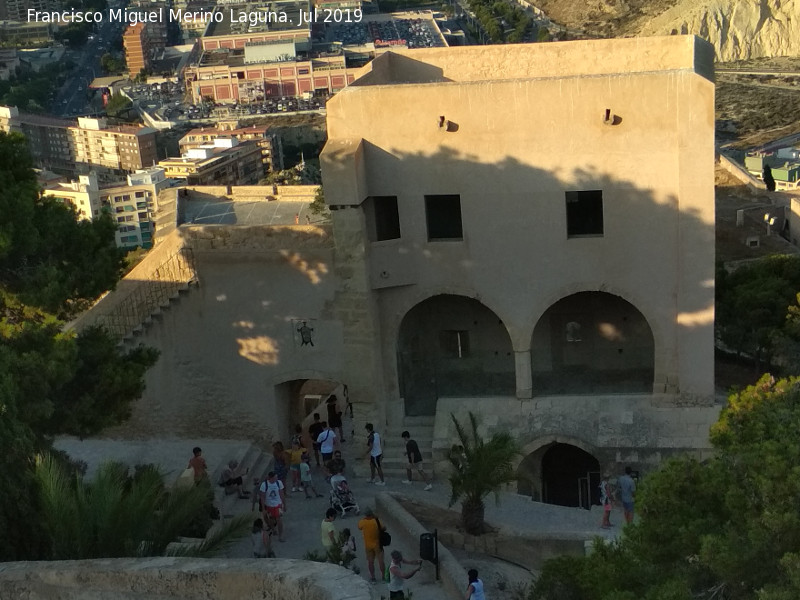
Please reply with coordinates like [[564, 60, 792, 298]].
[[381, 415, 436, 481], [66, 231, 198, 342], [210, 443, 273, 519]]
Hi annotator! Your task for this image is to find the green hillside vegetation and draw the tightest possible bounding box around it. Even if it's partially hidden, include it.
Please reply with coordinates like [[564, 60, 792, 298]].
[[0, 131, 159, 561]]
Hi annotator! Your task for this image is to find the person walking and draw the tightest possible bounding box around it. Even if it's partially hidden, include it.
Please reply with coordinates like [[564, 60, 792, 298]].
[[300, 453, 324, 499], [357, 508, 387, 584], [289, 439, 307, 492], [251, 518, 273, 558], [618, 466, 637, 524], [327, 394, 345, 442], [465, 568, 486, 600], [364, 423, 385, 485], [316, 421, 337, 464], [321, 508, 338, 554], [388, 549, 422, 599], [599, 473, 613, 529], [187, 447, 207, 483], [272, 442, 290, 488], [309, 413, 325, 466], [259, 471, 287, 542], [400, 431, 432, 490]]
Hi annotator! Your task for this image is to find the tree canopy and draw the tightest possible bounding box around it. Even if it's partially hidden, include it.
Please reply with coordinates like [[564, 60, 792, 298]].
[[105, 93, 133, 119], [531, 376, 800, 600], [716, 256, 800, 371], [0, 131, 159, 561]]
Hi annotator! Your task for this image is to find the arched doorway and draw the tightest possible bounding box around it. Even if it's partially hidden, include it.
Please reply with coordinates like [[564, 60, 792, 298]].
[[531, 291, 654, 395], [397, 295, 515, 416], [273, 378, 342, 444], [541, 443, 600, 508]]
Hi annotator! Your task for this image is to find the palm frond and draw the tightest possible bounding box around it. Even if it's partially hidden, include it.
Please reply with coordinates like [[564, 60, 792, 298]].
[[165, 514, 251, 558], [447, 412, 521, 508]]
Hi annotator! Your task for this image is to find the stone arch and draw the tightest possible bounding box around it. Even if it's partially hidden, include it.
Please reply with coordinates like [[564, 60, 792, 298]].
[[517, 436, 601, 508], [396, 293, 515, 416], [530, 290, 656, 395], [519, 282, 665, 366], [271, 370, 343, 444]]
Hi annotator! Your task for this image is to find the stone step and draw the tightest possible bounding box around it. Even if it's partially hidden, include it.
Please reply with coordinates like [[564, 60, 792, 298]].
[[402, 415, 435, 427], [216, 445, 271, 518]]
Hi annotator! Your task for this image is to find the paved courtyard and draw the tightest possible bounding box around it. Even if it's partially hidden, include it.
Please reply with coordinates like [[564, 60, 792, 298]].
[[55, 413, 622, 600]]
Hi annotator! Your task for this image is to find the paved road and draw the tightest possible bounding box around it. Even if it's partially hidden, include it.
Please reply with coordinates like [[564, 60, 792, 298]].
[[55, 17, 125, 117]]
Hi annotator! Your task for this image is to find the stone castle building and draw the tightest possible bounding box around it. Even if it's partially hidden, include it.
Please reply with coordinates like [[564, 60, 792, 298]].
[[81, 35, 718, 508]]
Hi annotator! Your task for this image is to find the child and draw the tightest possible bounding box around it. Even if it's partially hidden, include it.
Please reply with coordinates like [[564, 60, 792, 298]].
[[300, 453, 324, 499], [251, 518, 271, 558], [340, 527, 356, 556], [339, 528, 360, 574], [251, 476, 262, 513], [599, 473, 614, 529], [289, 440, 307, 492]]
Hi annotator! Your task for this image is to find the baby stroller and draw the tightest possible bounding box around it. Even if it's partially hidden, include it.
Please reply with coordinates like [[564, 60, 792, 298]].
[[329, 474, 360, 517]]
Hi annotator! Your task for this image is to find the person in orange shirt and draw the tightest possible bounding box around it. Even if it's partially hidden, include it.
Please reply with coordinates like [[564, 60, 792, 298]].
[[358, 508, 387, 584]]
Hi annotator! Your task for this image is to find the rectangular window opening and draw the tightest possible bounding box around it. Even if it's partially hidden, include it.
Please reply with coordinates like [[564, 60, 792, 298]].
[[566, 190, 604, 237], [365, 195, 400, 242], [425, 194, 463, 241]]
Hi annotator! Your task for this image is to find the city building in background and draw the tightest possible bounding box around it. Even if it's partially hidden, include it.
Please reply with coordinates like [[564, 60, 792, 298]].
[[40, 167, 173, 249], [158, 137, 264, 185], [0, 106, 158, 175], [179, 121, 283, 171]]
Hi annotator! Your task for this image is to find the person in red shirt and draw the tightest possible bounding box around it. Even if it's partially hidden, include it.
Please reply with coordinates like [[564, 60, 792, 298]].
[[188, 446, 207, 483]]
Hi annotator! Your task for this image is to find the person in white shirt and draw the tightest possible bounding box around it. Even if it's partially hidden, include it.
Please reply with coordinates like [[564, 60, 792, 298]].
[[259, 471, 287, 542], [388, 550, 422, 599], [466, 568, 486, 600], [364, 423, 385, 485], [316, 422, 337, 463]]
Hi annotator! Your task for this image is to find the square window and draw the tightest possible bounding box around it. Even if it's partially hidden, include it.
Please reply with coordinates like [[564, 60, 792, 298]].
[[566, 190, 603, 237], [424, 195, 462, 241], [365, 196, 400, 241], [440, 330, 469, 358]]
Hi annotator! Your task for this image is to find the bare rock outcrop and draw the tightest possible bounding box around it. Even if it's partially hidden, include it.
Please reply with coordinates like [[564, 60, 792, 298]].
[[637, 0, 800, 61]]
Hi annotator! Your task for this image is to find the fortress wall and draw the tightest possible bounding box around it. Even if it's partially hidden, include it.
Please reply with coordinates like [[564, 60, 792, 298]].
[[0, 558, 370, 600], [99, 224, 344, 442]]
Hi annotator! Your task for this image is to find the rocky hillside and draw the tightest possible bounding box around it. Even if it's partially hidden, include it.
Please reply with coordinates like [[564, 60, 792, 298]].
[[537, 0, 800, 62], [638, 0, 800, 62]]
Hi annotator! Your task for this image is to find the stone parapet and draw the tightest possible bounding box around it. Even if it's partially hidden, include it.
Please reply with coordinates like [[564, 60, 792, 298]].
[[0, 557, 370, 600], [182, 224, 334, 254]]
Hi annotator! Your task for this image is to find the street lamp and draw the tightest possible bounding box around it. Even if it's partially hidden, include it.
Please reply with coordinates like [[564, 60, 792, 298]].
[[764, 213, 776, 236]]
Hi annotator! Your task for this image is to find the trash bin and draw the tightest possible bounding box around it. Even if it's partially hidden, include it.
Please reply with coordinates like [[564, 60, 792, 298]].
[[420, 533, 436, 562]]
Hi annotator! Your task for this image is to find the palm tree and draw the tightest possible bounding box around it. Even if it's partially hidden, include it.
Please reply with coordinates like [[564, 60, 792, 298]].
[[35, 454, 249, 559], [447, 412, 521, 535]]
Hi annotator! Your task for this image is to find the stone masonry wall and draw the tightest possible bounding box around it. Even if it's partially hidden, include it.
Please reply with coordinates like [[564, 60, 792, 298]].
[[0, 558, 370, 600]]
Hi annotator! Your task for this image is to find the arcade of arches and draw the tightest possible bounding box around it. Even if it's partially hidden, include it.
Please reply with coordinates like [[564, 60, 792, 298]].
[[395, 292, 655, 509], [396, 291, 655, 415]]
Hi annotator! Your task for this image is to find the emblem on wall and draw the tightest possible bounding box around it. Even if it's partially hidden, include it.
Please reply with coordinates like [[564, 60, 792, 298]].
[[293, 318, 316, 347]]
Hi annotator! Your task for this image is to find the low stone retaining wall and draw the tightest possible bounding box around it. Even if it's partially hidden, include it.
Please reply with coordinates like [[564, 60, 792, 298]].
[[376, 493, 467, 600], [437, 529, 585, 572], [0, 557, 370, 600]]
